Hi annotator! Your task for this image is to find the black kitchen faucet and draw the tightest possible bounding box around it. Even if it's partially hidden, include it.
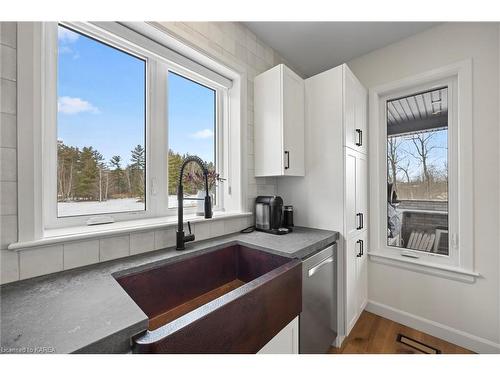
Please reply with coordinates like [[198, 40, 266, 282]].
[[176, 156, 212, 250]]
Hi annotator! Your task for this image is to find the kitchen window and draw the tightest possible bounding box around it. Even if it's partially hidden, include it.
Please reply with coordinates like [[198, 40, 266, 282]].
[[369, 61, 476, 281], [15, 22, 244, 244]]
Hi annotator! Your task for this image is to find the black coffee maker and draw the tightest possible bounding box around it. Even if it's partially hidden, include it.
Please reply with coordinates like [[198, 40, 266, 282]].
[[255, 196, 289, 235]]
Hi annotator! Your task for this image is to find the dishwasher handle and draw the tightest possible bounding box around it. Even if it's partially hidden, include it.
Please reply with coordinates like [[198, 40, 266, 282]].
[[308, 256, 334, 277]]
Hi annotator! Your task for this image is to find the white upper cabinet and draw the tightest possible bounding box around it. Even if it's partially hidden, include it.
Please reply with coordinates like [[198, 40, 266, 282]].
[[344, 66, 367, 154], [254, 64, 305, 177]]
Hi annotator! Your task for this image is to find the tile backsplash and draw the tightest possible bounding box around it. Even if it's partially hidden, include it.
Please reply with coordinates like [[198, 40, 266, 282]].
[[0, 22, 297, 285], [1, 22, 19, 284]]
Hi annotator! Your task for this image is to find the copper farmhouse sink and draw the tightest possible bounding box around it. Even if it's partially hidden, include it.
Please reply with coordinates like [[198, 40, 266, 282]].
[[115, 245, 302, 353]]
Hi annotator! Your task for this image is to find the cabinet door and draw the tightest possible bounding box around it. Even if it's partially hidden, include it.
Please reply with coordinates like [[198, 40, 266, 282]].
[[254, 65, 283, 176], [356, 231, 368, 315], [354, 81, 368, 154], [345, 236, 360, 334], [283, 65, 305, 176], [344, 68, 357, 151], [344, 66, 367, 154], [345, 232, 368, 335], [355, 152, 368, 233], [345, 149, 357, 239], [258, 317, 299, 354]]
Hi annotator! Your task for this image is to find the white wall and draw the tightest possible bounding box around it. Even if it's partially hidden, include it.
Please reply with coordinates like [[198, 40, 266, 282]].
[[348, 22, 500, 352], [0, 22, 295, 285]]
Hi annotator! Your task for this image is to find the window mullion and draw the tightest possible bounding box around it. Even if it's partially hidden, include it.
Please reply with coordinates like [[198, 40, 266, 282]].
[[216, 88, 226, 211], [149, 59, 169, 216], [43, 22, 59, 230]]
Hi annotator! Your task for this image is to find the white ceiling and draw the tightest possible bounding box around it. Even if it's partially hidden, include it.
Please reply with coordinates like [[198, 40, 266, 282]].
[[243, 22, 440, 77]]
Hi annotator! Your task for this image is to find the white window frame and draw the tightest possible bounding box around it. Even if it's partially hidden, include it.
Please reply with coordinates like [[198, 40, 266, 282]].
[[368, 60, 478, 282], [16, 22, 246, 243]]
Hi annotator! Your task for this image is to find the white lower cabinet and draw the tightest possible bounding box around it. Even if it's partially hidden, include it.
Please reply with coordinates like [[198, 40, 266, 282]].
[[257, 316, 299, 354], [345, 230, 368, 334], [344, 147, 368, 336]]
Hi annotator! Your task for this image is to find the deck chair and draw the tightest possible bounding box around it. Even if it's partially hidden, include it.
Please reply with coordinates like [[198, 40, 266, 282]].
[[407, 231, 436, 252]]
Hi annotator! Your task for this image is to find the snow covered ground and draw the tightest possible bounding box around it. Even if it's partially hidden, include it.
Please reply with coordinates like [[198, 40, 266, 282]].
[[58, 196, 197, 217]]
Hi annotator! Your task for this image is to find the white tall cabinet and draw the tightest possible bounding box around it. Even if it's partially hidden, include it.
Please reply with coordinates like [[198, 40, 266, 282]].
[[277, 64, 368, 341]]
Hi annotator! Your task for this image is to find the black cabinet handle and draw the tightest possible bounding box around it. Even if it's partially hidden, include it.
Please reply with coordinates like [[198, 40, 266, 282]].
[[360, 239, 364, 256], [356, 239, 363, 257], [356, 213, 364, 230], [355, 129, 363, 146], [284, 151, 290, 170]]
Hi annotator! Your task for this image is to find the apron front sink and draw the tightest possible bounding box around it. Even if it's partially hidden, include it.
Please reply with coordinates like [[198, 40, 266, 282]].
[[115, 244, 302, 353]]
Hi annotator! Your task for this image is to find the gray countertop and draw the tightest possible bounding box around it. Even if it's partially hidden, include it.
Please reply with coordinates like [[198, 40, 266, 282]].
[[0, 227, 338, 354]]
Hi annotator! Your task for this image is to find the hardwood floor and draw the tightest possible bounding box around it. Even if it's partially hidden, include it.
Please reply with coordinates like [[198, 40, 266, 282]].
[[329, 311, 474, 354]]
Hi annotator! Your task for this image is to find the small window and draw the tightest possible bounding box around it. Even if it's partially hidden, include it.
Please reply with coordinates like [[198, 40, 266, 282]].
[[56, 25, 146, 217], [386, 87, 449, 255], [167, 71, 218, 209]]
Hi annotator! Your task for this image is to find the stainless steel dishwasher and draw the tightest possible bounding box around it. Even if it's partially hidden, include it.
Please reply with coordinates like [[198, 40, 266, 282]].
[[299, 243, 337, 353]]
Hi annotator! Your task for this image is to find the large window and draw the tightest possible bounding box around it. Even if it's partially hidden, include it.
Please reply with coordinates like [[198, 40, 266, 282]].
[[386, 87, 449, 255], [15, 21, 245, 247], [167, 72, 217, 209], [56, 25, 146, 217], [21, 22, 236, 231]]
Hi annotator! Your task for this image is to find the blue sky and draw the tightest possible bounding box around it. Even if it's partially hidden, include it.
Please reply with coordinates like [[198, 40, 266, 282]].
[[57, 25, 215, 167], [389, 129, 448, 180], [168, 72, 215, 163]]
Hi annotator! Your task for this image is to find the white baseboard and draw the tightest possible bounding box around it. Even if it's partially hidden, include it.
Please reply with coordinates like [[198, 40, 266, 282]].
[[366, 300, 500, 354], [346, 299, 369, 337], [333, 335, 346, 348]]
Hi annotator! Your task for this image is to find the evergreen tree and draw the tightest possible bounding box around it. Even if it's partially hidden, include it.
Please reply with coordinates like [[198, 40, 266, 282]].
[[130, 144, 145, 170], [130, 145, 145, 200], [110, 155, 126, 194], [168, 149, 183, 195], [57, 141, 79, 201], [76, 147, 99, 200], [110, 155, 122, 169]]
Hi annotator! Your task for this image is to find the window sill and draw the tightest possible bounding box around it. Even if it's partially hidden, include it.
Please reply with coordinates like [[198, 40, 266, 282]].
[[368, 251, 480, 283], [397, 208, 448, 215], [8, 211, 252, 251]]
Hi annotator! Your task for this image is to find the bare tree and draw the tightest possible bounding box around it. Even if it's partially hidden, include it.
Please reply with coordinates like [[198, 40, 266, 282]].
[[397, 159, 411, 183], [443, 161, 448, 183], [125, 169, 132, 194], [66, 162, 74, 201], [105, 171, 109, 201], [93, 150, 105, 202], [387, 136, 404, 190], [408, 132, 438, 197]]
